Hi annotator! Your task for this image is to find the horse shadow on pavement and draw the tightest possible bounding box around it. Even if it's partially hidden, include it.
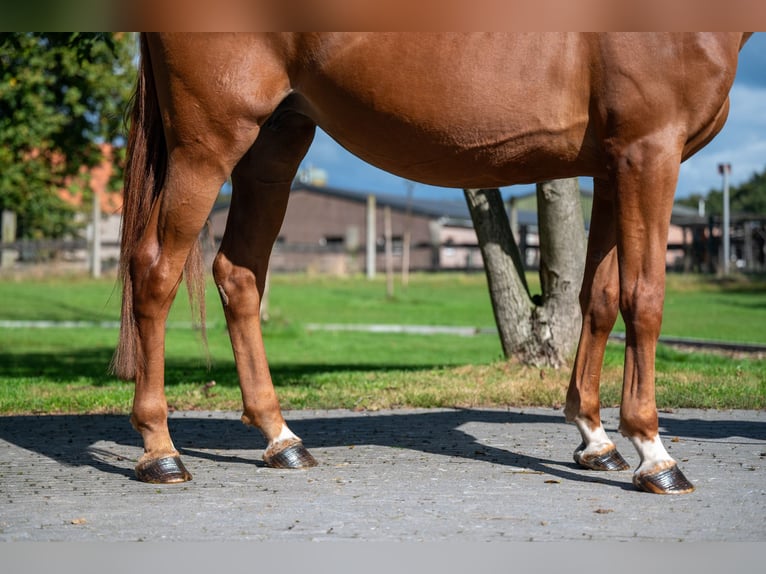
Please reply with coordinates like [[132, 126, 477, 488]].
[[2, 408, 764, 491]]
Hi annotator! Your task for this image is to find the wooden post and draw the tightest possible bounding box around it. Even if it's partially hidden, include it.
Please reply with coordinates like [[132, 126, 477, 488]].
[[1, 210, 17, 269], [366, 194, 376, 279], [384, 206, 394, 298], [401, 180, 414, 287], [719, 163, 731, 275], [91, 189, 102, 278], [401, 230, 411, 286]]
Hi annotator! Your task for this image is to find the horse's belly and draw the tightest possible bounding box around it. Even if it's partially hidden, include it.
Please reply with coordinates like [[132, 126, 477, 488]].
[[321, 120, 598, 188], [294, 33, 597, 187]]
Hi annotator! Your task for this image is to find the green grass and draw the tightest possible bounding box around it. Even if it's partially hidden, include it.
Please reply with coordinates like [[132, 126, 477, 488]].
[[0, 272, 764, 414], [613, 273, 766, 344]]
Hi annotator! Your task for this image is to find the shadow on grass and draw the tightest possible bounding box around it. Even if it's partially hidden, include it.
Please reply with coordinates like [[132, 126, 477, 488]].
[[0, 288, 119, 323], [0, 348, 119, 385], [0, 346, 480, 388]]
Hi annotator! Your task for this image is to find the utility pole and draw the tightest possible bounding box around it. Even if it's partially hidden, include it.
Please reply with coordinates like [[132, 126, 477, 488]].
[[718, 163, 731, 276]]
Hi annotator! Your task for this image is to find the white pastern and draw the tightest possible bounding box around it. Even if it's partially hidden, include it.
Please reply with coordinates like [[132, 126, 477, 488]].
[[268, 424, 300, 449], [629, 435, 675, 475], [573, 418, 615, 455]]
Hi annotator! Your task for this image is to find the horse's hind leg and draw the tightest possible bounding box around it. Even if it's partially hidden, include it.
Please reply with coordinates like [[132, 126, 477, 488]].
[[212, 109, 318, 469], [129, 148, 242, 483], [127, 81, 266, 483], [565, 178, 629, 472]]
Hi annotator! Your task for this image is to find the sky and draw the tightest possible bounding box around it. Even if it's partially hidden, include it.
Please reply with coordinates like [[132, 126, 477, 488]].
[[297, 33, 766, 202]]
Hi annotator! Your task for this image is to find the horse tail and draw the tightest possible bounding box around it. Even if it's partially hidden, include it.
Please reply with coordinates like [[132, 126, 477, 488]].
[[110, 34, 208, 380]]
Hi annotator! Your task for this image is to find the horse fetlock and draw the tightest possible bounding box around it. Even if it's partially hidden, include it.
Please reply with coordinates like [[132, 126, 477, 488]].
[[130, 407, 170, 432], [571, 416, 629, 470], [627, 435, 682, 475], [264, 435, 302, 459], [130, 413, 177, 458], [239, 413, 318, 469], [572, 416, 612, 449], [563, 401, 579, 423], [239, 409, 278, 434], [261, 423, 318, 469], [265, 423, 301, 451]]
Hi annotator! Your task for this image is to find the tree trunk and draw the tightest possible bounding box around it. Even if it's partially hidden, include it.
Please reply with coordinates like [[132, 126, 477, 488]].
[[464, 179, 585, 367], [463, 188, 536, 360], [535, 179, 586, 363]]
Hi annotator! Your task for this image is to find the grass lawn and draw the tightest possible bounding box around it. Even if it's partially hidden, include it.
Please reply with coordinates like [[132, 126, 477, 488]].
[[0, 272, 764, 414]]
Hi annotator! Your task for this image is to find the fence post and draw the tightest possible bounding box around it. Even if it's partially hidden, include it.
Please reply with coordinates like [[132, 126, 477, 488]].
[[90, 190, 102, 278], [401, 180, 414, 287], [366, 194, 376, 279], [719, 163, 731, 276], [1, 210, 17, 269], [384, 206, 394, 298]]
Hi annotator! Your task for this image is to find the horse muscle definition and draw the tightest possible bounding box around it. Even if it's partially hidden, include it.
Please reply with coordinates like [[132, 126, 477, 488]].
[[112, 33, 751, 493]]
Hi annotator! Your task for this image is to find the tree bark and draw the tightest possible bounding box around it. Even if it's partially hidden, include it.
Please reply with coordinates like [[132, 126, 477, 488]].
[[535, 179, 586, 364], [464, 179, 585, 367], [463, 188, 536, 361]]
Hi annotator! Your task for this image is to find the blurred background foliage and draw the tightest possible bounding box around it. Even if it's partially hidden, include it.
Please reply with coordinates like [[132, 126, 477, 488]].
[[0, 32, 136, 239]]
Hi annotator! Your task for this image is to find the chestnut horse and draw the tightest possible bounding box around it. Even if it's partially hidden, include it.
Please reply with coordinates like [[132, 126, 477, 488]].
[[113, 33, 751, 493]]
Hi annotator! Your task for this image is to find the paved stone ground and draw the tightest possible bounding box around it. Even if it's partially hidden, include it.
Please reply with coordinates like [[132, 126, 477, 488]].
[[1, 407, 764, 542]]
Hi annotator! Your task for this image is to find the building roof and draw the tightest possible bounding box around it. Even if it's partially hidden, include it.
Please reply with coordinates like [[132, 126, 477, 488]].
[[219, 181, 717, 231], [290, 182, 540, 227]]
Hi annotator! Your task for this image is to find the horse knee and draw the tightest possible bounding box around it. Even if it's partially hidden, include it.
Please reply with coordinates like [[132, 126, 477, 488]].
[[213, 253, 261, 317], [581, 281, 619, 336], [213, 252, 256, 294], [130, 244, 179, 319], [212, 251, 230, 287], [619, 282, 664, 339]]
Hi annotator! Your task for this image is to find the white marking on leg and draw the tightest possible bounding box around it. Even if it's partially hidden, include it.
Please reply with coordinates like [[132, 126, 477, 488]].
[[263, 423, 302, 461], [629, 435, 675, 475], [573, 417, 615, 455], [268, 424, 300, 449]]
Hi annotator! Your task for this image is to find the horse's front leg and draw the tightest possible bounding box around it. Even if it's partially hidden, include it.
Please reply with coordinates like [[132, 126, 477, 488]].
[[612, 139, 694, 494], [565, 179, 630, 472], [213, 111, 318, 469]]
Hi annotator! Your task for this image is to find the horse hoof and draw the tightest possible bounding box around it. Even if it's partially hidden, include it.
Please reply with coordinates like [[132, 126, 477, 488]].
[[264, 442, 318, 469], [633, 464, 694, 494], [135, 455, 192, 484], [574, 443, 630, 471]]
